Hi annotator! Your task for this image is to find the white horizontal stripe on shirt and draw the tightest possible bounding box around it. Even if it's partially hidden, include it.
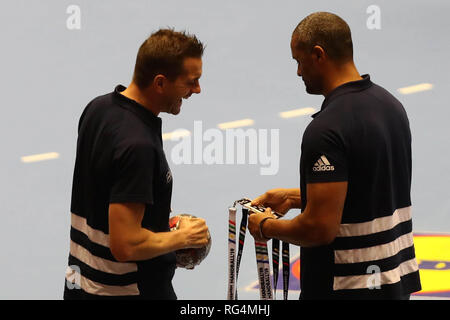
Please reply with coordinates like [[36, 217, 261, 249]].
[[65, 265, 139, 296], [337, 206, 412, 238], [70, 241, 138, 275], [334, 232, 414, 264], [333, 258, 419, 291], [71, 213, 110, 248]]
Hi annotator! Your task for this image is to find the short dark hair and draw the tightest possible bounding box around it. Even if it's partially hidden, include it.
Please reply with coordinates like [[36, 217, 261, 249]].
[[292, 12, 353, 62], [133, 29, 204, 89]]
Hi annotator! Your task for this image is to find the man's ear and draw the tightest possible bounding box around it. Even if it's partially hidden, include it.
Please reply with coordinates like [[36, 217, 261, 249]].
[[153, 74, 166, 93], [311, 45, 326, 62]]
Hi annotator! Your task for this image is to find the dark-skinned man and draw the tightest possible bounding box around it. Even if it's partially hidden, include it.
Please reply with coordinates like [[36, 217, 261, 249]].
[[248, 12, 421, 300]]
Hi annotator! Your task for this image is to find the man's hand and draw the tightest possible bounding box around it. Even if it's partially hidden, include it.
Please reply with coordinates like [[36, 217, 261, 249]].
[[248, 207, 275, 242], [177, 216, 210, 249], [109, 203, 210, 262], [251, 188, 301, 216], [249, 181, 348, 247]]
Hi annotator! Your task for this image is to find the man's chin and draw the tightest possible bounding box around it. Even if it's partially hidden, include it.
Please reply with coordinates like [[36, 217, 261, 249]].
[[171, 108, 181, 115], [305, 85, 322, 95], [170, 101, 182, 115], [162, 100, 182, 115]]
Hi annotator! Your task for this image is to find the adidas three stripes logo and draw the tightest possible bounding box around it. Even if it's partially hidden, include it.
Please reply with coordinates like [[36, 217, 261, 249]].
[[313, 155, 335, 172]]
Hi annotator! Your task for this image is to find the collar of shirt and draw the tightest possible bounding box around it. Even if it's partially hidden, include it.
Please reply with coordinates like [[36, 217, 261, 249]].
[[311, 74, 373, 118], [113, 84, 163, 137]]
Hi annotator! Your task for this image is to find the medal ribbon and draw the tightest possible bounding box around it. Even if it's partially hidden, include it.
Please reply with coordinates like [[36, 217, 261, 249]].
[[227, 199, 290, 300], [227, 207, 237, 300], [234, 207, 248, 299]]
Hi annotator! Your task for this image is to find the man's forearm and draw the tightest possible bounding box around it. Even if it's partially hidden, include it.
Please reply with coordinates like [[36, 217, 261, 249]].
[[262, 209, 332, 247], [286, 188, 302, 209], [111, 228, 184, 262]]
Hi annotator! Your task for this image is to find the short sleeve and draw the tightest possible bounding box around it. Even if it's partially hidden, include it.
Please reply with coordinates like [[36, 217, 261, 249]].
[[110, 141, 155, 204], [302, 124, 348, 183]]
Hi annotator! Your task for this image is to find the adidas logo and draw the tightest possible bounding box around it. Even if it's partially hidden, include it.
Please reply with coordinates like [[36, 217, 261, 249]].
[[313, 155, 335, 172]]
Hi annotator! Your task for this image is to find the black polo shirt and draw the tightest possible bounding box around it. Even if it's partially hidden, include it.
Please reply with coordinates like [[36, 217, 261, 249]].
[[299, 75, 421, 299], [64, 85, 176, 300]]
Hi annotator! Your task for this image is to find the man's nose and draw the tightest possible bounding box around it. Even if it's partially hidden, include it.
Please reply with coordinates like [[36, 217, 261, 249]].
[[192, 82, 201, 94]]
